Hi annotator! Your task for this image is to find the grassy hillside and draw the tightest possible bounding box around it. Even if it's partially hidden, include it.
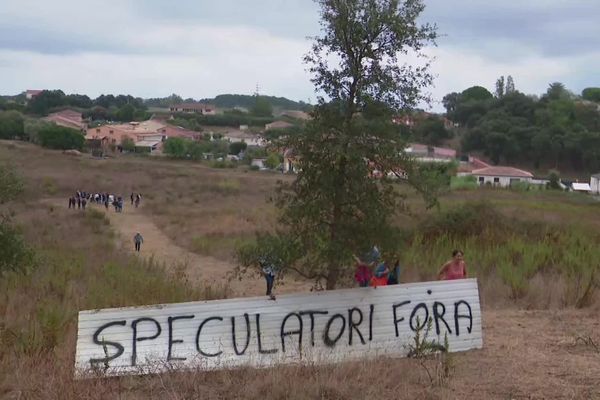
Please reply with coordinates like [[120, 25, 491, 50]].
[[1, 140, 600, 398]]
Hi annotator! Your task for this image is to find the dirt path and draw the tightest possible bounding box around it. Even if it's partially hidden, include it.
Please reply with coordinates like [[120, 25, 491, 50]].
[[57, 199, 310, 297]]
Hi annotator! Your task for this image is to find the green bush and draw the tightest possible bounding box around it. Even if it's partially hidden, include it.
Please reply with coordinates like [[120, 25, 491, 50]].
[[0, 110, 25, 139], [37, 125, 84, 150], [0, 219, 35, 275], [450, 175, 478, 190]]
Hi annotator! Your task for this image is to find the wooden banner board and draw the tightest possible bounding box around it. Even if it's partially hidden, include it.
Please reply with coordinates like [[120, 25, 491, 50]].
[[75, 279, 482, 377]]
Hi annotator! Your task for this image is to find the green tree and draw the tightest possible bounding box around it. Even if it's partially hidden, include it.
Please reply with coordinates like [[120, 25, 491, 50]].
[[251, 96, 273, 117], [163, 137, 188, 158], [37, 125, 84, 150], [0, 110, 25, 139], [582, 87, 600, 103], [248, 0, 437, 289], [121, 136, 135, 152], [264, 152, 281, 169], [412, 116, 452, 145], [0, 164, 24, 205], [495, 76, 505, 98], [116, 104, 135, 122], [229, 141, 247, 155]]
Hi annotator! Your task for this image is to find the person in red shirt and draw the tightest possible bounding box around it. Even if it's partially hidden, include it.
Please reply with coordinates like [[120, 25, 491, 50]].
[[438, 249, 467, 280]]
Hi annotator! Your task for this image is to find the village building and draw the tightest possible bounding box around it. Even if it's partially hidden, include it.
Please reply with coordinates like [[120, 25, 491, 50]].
[[25, 89, 43, 100], [169, 103, 216, 115], [405, 143, 457, 163], [279, 110, 311, 120], [461, 166, 534, 188], [223, 129, 265, 147], [43, 109, 87, 131], [265, 120, 294, 131], [571, 182, 592, 193]]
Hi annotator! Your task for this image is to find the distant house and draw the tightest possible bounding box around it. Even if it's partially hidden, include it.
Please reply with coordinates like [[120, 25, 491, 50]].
[[265, 121, 293, 131], [466, 166, 534, 188], [85, 120, 167, 151], [135, 139, 161, 154], [43, 109, 87, 131], [590, 173, 600, 194], [279, 110, 311, 120], [571, 182, 592, 193], [405, 143, 457, 163], [25, 89, 43, 100], [169, 103, 216, 115], [158, 125, 202, 141], [223, 130, 265, 147]]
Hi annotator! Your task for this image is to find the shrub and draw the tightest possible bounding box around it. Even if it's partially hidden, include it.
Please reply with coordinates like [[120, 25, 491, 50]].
[[37, 125, 84, 150], [0, 219, 35, 275], [0, 110, 25, 139], [450, 175, 477, 190]]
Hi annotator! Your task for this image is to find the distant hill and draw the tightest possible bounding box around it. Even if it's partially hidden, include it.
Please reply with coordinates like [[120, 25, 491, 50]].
[[199, 94, 312, 112]]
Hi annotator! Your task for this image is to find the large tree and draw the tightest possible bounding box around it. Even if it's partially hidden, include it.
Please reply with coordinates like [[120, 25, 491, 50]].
[[241, 0, 437, 290]]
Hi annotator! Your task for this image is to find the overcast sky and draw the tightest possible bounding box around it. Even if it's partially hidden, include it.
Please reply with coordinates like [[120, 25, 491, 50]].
[[1, 0, 598, 111]]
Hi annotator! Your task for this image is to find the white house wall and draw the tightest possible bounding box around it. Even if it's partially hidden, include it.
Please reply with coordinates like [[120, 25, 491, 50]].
[[75, 279, 483, 377]]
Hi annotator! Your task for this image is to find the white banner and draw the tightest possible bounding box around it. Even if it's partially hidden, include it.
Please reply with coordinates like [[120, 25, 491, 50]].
[[75, 279, 482, 377]]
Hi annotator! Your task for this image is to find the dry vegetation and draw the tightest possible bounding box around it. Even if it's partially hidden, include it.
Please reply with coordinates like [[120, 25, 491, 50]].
[[1, 141, 600, 399]]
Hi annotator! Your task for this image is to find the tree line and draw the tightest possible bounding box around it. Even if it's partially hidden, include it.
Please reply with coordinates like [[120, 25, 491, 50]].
[[443, 80, 600, 171]]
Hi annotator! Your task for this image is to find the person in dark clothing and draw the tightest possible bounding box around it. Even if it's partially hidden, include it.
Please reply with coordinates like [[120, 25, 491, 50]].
[[259, 256, 277, 300], [130, 193, 134, 205], [77, 197, 81, 209], [81, 198, 87, 210], [104, 199, 109, 209], [134, 232, 143, 252], [68, 197, 73, 209]]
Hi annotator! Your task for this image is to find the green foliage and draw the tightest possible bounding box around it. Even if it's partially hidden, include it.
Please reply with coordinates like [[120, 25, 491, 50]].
[[172, 112, 274, 128], [267, 0, 437, 289], [250, 96, 273, 117], [449, 80, 600, 171], [163, 137, 188, 158], [229, 141, 247, 155], [264, 152, 281, 169], [411, 116, 452, 145], [121, 136, 135, 152], [547, 170, 562, 190], [450, 175, 478, 191], [0, 164, 24, 204], [37, 125, 84, 150], [0, 165, 33, 276], [582, 87, 600, 103], [199, 93, 311, 111], [0, 110, 25, 139]]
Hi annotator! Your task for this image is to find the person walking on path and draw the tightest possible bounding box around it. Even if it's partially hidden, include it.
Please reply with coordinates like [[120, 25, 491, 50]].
[[130, 193, 135, 205], [259, 256, 277, 300], [438, 250, 467, 280], [134, 232, 144, 252]]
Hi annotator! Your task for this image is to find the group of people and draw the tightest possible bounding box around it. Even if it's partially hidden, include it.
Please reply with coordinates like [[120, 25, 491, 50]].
[[256, 246, 468, 301], [354, 247, 467, 288], [67, 191, 142, 213]]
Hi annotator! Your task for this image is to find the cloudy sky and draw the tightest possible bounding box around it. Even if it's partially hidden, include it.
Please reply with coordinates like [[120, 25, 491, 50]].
[[1, 0, 598, 111]]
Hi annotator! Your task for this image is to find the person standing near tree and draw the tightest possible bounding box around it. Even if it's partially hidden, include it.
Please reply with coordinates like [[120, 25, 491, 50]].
[[438, 250, 467, 280], [259, 256, 277, 300], [134, 232, 144, 252]]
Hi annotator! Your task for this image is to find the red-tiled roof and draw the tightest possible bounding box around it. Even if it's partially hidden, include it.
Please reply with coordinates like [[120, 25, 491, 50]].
[[471, 166, 533, 178]]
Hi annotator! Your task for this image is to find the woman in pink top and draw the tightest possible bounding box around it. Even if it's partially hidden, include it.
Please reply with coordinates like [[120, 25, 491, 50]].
[[438, 250, 467, 280]]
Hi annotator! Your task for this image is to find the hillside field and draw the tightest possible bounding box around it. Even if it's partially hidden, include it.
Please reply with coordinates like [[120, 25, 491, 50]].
[[1, 140, 600, 399]]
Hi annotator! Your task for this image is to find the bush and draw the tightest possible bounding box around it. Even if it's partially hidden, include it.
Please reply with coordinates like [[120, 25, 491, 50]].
[[0, 164, 24, 204], [0, 110, 25, 139], [450, 175, 478, 190], [37, 125, 84, 150], [0, 219, 35, 275]]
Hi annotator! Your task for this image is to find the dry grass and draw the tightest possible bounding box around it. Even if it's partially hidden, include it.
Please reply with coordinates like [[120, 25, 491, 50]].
[[2, 141, 600, 398]]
